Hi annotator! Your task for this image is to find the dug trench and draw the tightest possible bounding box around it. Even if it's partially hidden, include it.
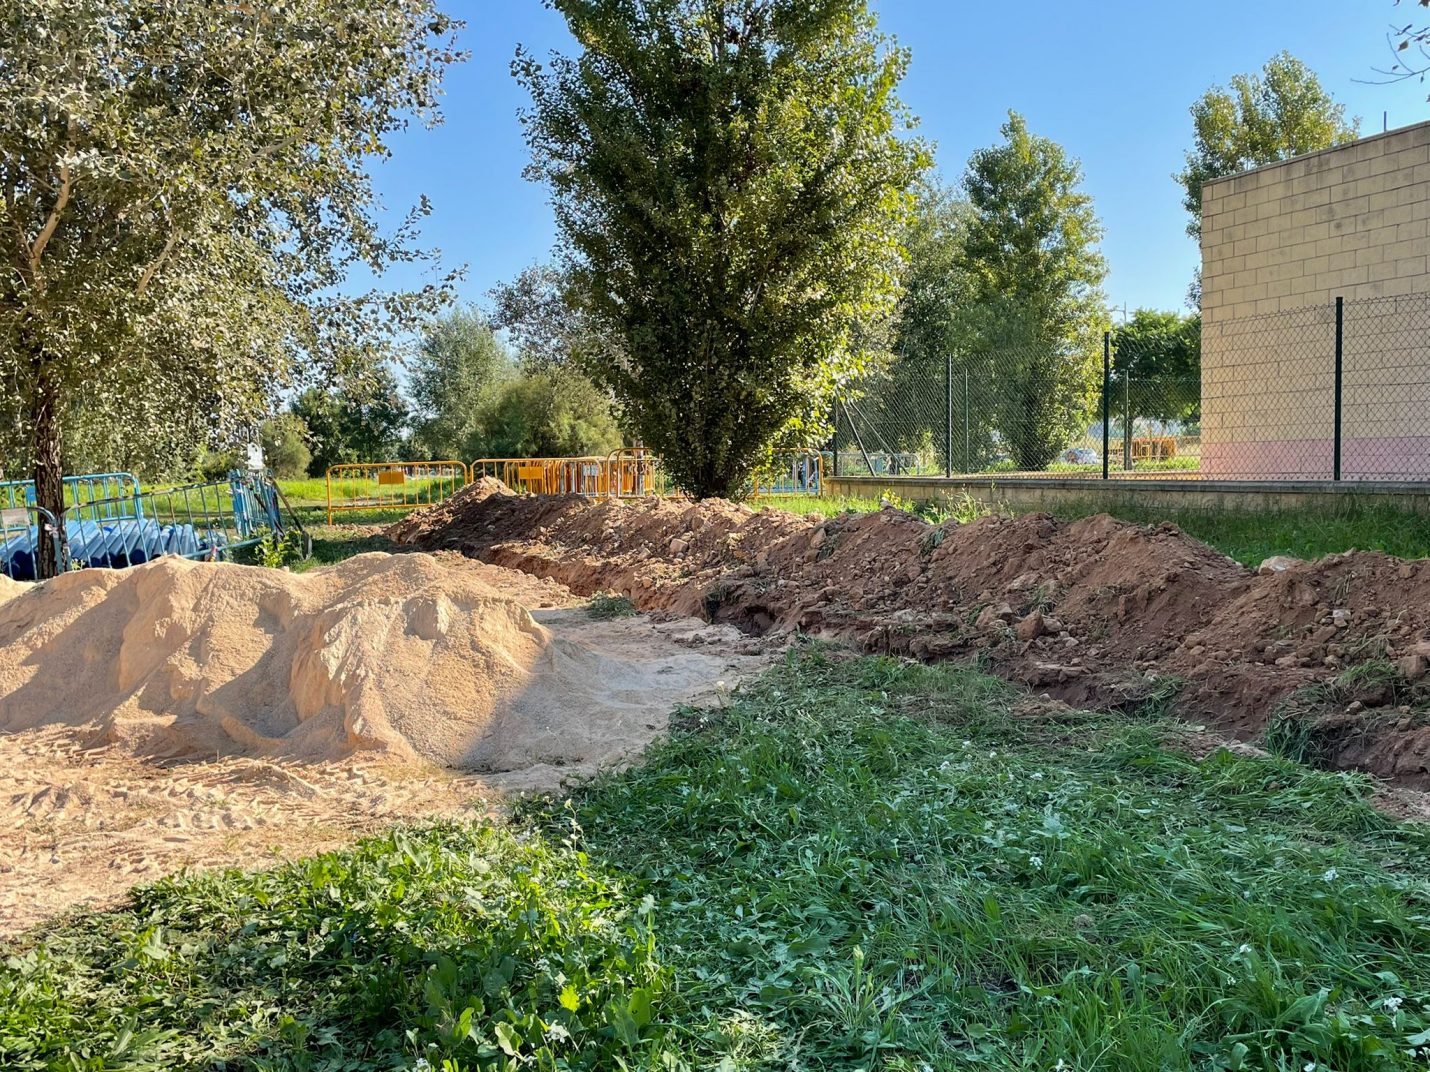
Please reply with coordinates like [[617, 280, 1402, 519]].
[[391, 478, 1430, 786]]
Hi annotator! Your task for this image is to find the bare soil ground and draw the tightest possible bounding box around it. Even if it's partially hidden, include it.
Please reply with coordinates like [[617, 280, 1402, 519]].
[[391, 479, 1430, 785], [0, 553, 770, 933]]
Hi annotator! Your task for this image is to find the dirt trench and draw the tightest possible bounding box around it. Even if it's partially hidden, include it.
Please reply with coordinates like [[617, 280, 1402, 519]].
[[391, 479, 1430, 786]]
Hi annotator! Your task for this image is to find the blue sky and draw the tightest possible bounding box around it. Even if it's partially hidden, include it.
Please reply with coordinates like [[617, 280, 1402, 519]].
[[373, 0, 1430, 316]]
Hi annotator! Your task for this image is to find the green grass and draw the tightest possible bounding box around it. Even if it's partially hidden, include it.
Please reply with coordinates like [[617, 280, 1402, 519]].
[[1053, 500, 1430, 567], [761, 492, 1430, 567], [7, 649, 1430, 1070], [758, 492, 890, 517]]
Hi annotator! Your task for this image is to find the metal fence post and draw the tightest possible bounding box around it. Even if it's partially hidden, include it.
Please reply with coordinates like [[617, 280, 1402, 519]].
[[831, 398, 840, 478], [1122, 374, 1133, 471], [1333, 295, 1344, 482], [964, 369, 971, 473], [1102, 332, 1111, 480], [944, 353, 954, 478]]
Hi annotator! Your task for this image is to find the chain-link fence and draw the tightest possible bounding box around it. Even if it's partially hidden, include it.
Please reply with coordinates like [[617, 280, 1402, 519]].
[[832, 292, 1430, 483]]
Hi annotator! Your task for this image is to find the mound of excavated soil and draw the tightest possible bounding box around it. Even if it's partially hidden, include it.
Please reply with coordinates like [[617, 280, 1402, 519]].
[[391, 483, 1430, 785], [0, 551, 763, 773]]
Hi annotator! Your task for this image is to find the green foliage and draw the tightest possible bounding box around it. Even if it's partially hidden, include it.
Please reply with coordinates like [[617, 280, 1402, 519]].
[[1111, 308, 1202, 422], [198, 414, 312, 481], [958, 113, 1108, 470], [490, 263, 619, 373], [0, 0, 460, 574], [0, 825, 663, 1070], [409, 307, 511, 461], [516, 0, 928, 498], [587, 591, 638, 620], [534, 650, 1430, 1068], [481, 366, 624, 461], [1177, 52, 1358, 242], [9, 654, 1430, 1068], [292, 368, 411, 476], [240, 526, 309, 570], [259, 414, 314, 481], [408, 308, 623, 463], [861, 183, 997, 467]]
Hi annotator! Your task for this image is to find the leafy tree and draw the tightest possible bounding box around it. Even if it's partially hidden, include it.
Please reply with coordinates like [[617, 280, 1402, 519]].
[[1111, 309, 1202, 423], [0, 1, 460, 575], [515, 0, 927, 499], [408, 306, 623, 462], [293, 370, 410, 476], [409, 308, 511, 461], [958, 113, 1108, 471], [854, 182, 997, 471], [259, 414, 314, 481], [489, 264, 618, 372], [197, 413, 313, 480], [480, 367, 624, 460], [1177, 53, 1358, 242]]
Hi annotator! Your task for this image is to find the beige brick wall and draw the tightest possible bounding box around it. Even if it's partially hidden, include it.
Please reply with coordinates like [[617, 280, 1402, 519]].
[[1200, 121, 1430, 479]]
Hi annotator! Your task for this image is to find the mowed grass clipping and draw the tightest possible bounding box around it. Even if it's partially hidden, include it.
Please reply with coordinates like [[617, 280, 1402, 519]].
[[5, 649, 1430, 1070]]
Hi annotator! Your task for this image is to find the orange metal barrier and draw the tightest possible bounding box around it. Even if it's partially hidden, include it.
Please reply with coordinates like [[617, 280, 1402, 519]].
[[325, 461, 468, 524], [471, 457, 610, 496], [470, 450, 826, 501], [604, 447, 678, 499], [1130, 436, 1178, 462]]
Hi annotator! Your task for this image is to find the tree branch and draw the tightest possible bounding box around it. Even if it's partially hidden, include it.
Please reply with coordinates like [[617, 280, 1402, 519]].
[[28, 116, 77, 282], [135, 226, 183, 296]]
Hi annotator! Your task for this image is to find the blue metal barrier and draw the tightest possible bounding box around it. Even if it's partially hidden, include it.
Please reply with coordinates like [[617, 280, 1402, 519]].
[[0, 470, 303, 581]]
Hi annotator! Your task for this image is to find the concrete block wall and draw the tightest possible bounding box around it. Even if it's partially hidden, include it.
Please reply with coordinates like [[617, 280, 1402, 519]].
[[1200, 121, 1430, 479]]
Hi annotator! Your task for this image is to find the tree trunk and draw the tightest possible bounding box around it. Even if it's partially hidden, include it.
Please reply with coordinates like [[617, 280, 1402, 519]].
[[29, 366, 67, 579]]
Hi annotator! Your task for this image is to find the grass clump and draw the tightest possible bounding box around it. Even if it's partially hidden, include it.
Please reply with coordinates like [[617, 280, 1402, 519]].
[[587, 591, 638, 619], [12, 650, 1430, 1069], [0, 826, 662, 1071]]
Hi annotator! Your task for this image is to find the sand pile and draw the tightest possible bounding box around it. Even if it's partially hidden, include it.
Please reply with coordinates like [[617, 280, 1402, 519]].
[[392, 486, 1430, 784], [0, 550, 771, 932], [0, 552, 760, 773]]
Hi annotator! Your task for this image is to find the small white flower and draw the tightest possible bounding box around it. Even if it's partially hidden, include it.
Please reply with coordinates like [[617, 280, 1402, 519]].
[[1029, 855, 1043, 868], [414, 1060, 433, 1072], [1323, 868, 1339, 882], [1054, 1061, 1067, 1071], [1304, 1063, 1316, 1072], [1030, 771, 1045, 781], [989, 750, 998, 759], [1237, 943, 1252, 955], [1386, 995, 1404, 1012]]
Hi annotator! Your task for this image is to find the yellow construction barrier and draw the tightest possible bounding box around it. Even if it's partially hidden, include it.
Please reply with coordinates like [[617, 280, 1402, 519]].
[[605, 447, 681, 499], [471, 457, 610, 496], [470, 449, 827, 501], [325, 461, 468, 524], [1130, 436, 1178, 462]]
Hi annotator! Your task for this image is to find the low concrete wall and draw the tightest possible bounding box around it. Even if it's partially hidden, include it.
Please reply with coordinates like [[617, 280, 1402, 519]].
[[826, 474, 1430, 515]]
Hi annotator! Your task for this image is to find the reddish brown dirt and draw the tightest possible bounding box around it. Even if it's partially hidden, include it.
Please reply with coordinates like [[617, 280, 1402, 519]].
[[390, 479, 1430, 785]]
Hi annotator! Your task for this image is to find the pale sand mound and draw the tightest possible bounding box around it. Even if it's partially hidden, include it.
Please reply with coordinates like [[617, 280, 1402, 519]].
[[0, 575, 26, 605], [0, 552, 770, 933], [0, 552, 757, 771]]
